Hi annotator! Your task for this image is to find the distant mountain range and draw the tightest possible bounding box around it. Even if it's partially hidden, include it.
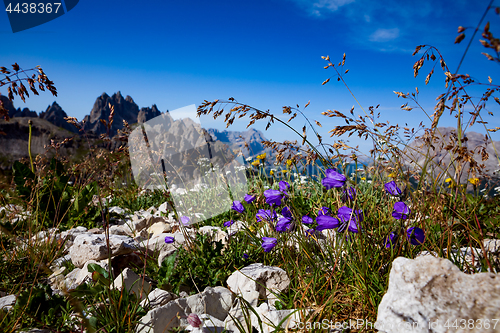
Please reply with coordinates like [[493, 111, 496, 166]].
[[206, 128, 275, 158], [0, 91, 163, 137], [2, 92, 498, 186], [0, 92, 272, 170], [401, 127, 500, 182]]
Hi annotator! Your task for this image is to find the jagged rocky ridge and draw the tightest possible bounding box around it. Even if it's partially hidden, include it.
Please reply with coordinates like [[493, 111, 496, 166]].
[[401, 126, 500, 185], [0, 92, 272, 175]]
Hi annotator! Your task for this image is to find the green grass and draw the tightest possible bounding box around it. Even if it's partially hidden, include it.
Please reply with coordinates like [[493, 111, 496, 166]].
[[1, 158, 498, 332]]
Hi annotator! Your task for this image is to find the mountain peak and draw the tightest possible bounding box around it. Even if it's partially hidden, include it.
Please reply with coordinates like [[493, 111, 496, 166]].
[[39, 101, 77, 133]]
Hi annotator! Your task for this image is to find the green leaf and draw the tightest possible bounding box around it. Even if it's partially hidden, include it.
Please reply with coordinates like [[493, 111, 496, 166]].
[[73, 181, 97, 215], [159, 253, 177, 280], [12, 161, 35, 198], [49, 157, 65, 177], [87, 263, 111, 286]]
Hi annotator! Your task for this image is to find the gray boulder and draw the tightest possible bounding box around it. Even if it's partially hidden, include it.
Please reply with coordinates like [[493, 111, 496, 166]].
[[226, 263, 290, 304], [136, 286, 234, 333], [376, 255, 500, 333], [69, 234, 137, 268]]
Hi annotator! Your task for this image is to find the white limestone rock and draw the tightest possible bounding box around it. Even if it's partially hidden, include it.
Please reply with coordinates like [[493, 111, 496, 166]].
[[109, 206, 127, 216], [253, 303, 305, 333], [0, 294, 17, 311], [184, 286, 234, 322], [136, 300, 186, 333], [112, 268, 151, 300], [48, 267, 66, 290], [31, 228, 59, 244], [69, 234, 108, 268], [147, 215, 167, 226], [139, 233, 174, 253], [417, 247, 483, 272], [109, 225, 129, 236], [69, 234, 138, 268], [108, 234, 139, 256], [198, 226, 228, 244], [136, 286, 234, 333], [417, 239, 500, 273], [225, 220, 246, 236], [157, 231, 195, 267], [375, 255, 500, 333], [59, 260, 109, 291], [50, 254, 71, 271], [147, 221, 172, 236], [226, 263, 290, 303], [224, 292, 260, 333], [140, 288, 176, 309], [484, 238, 500, 254], [60, 226, 88, 239], [60, 267, 82, 291], [157, 202, 171, 215]]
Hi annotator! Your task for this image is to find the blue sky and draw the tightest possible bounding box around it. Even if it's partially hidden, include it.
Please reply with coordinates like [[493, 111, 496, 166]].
[[1, 0, 499, 157]]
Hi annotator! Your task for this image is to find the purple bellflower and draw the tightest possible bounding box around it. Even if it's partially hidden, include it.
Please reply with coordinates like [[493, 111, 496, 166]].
[[318, 206, 330, 216], [384, 181, 402, 196], [407, 227, 425, 245], [276, 217, 293, 232], [244, 194, 256, 204], [263, 189, 283, 206], [384, 232, 398, 248], [392, 202, 410, 220], [231, 201, 245, 213], [321, 169, 347, 189], [316, 215, 340, 231], [337, 206, 363, 233], [223, 220, 235, 227], [262, 237, 278, 252], [301, 215, 313, 224], [342, 186, 356, 202], [180, 216, 191, 225], [256, 209, 277, 223]]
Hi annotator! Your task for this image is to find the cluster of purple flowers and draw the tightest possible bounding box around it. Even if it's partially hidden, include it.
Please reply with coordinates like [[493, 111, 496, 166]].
[[305, 205, 363, 234], [258, 181, 293, 252], [226, 182, 291, 253], [225, 169, 426, 255], [225, 193, 257, 226], [304, 170, 363, 235], [384, 181, 425, 247]]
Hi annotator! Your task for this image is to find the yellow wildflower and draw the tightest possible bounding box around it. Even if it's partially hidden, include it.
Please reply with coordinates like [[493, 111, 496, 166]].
[[251, 160, 260, 166], [468, 177, 479, 185], [361, 177, 366, 181], [388, 172, 396, 178], [270, 170, 274, 176], [282, 170, 288, 174], [286, 159, 292, 167], [257, 153, 266, 160], [445, 178, 455, 188]]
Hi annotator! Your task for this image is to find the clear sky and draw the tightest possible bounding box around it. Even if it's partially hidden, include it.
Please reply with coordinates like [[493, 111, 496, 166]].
[[1, 0, 499, 157]]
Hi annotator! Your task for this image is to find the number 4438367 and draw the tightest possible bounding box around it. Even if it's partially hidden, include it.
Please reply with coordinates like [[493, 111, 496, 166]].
[[5, 3, 62, 14], [444, 319, 499, 330]]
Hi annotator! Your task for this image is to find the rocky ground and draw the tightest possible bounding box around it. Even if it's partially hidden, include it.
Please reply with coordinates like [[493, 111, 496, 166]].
[[1, 192, 499, 333]]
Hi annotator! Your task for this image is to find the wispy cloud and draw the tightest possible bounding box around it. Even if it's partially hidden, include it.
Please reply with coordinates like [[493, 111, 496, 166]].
[[285, 0, 478, 53], [312, 0, 356, 14], [369, 28, 399, 42], [288, 0, 355, 16]]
